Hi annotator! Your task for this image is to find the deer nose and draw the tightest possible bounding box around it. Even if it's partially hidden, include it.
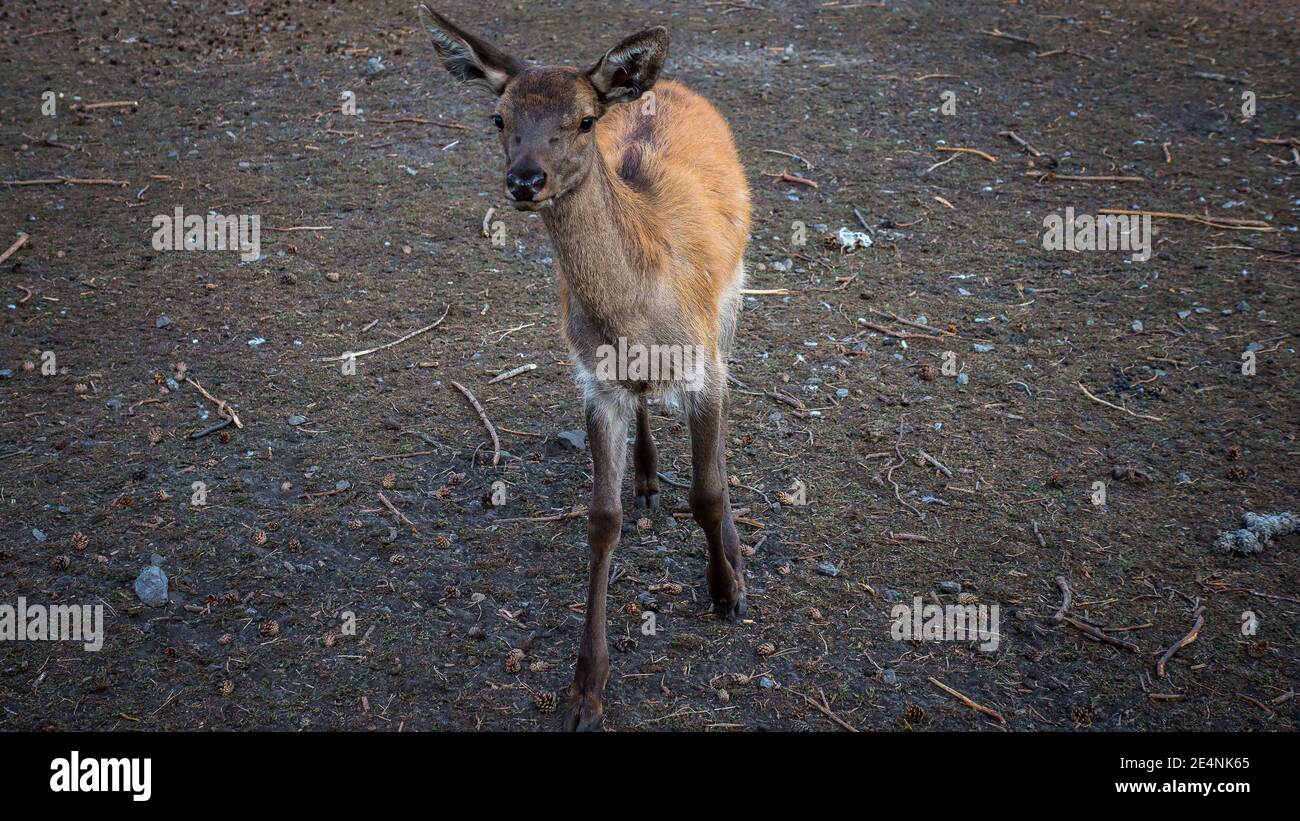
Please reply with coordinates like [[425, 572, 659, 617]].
[[506, 166, 547, 201]]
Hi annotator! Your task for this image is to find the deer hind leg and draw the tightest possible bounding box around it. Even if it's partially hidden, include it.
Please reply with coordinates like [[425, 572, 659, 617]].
[[564, 391, 631, 732], [632, 396, 660, 510], [686, 381, 746, 619]]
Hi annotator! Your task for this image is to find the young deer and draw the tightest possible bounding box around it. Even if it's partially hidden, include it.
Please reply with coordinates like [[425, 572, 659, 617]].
[[420, 7, 750, 731]]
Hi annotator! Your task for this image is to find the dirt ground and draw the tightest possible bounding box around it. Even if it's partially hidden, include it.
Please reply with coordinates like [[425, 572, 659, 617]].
[[1, 0, 1296, 732]]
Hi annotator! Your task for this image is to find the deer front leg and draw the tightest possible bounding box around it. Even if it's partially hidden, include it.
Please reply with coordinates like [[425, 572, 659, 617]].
[[687, 386, 746, 619], [564, 397, 629, 732], [632, 396, 660, 510]]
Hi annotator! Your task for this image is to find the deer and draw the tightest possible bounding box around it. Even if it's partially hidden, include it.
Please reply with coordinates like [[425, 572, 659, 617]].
[[418, 6, 751, 731]]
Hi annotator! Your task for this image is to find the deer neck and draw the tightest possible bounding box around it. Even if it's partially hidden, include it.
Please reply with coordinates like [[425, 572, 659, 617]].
[[541, 159, 642, 326]]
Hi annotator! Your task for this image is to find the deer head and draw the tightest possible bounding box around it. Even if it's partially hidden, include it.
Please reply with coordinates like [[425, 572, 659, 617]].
[[418, 6, 668, 211]]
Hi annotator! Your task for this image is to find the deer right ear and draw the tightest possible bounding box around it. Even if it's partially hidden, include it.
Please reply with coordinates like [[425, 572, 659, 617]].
[[417, 5, 520, 95]]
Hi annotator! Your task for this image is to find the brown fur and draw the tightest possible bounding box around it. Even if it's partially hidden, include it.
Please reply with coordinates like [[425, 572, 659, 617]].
[[420, 8, 749, 731]]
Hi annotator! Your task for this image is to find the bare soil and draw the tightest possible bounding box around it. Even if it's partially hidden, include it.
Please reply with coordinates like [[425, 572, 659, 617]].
[[1, 0, 1296, 731]]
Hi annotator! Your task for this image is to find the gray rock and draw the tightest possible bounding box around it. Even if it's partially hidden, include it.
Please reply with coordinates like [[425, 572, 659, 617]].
[[32, 528, 47, 542], [880, 588, 902, 603], [938, 580, 962, 594], [956, 372, 969, 386], [134, 565, 169, 607], [1214, 511, 1298, 556], [973, 343, 993, 353], [155, 315, 172, 329], [287, 414, 307, 426], [817, 562, 840, 577], [555, 429, 586, 450], [1130, 320, 1144, 333]]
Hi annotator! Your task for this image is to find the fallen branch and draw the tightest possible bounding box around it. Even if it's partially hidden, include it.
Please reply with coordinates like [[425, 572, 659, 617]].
[[494, 505, 588, 524], [1027, 171, 1143, 183], [1052, 575, 1071, 622], [916, 449, 953, 478], [1156, 614, 1203, 678], [318, 303, 450, 362], [184, 377, 243, 429], [1097, 208, 1276, 233], [450, 380, 501, 467], [189, 417, 233, 440], [997, 130, 1042, 157], [488, 363, 537, 384], [367, 116, 467, 130], [928, 677, 1005, 723], [75, 100, 139, 111], [377, 491, 420, 535], [3, 176, 129, 187], [761, 169, 819, 189], [1077, 382, 1163, 422], [861, 321, 948, 342], [1061, 615, 1140, 652], [935, 145, 997, 163], [980, 28, 1040, 49], [791, 688, 859, 732], [0, 233, 30, 266]]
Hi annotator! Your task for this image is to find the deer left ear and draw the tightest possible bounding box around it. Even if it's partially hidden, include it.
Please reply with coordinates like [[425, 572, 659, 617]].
[[587, 27, 669, 104], [418, 5, 520, 95]]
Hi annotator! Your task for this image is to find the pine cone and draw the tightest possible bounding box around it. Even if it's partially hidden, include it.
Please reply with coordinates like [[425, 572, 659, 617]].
[[756, 642, 776, 656], [903, 703, 924, 723], [534, 691, 557, 714], [71, 532, 90, 552], [259, 620, 280, 638], [505, 648, 525, 673], [382, 473, 397, 489]]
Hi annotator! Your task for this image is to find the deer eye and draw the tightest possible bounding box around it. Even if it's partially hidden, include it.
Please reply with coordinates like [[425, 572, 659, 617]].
[[492, 114, 504, 131], [579, 116, 596, 132]]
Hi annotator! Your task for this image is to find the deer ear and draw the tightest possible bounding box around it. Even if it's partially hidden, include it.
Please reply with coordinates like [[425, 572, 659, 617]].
[[417, 5, 520, 95], [587, 27, 668, 104]]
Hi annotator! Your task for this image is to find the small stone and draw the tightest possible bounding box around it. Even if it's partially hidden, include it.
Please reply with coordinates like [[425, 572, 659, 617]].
[[134, 565, 169, 607], [555, 430, 586, 450], [32, 528, 47, 543], [972, 343, 994, 353], [155, 315, 172, 329], [817, 562, 840, 577], [938, 580, 962, 594], [1130, 320, 1144, 333], [287, 414, 307, 426], [880, 588, 902, 603], [956, 372, 969, 386]]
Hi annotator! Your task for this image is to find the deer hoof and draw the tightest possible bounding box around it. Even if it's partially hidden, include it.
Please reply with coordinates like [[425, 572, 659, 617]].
[[562, 695, 605, 732], [712, 590, 747, 620], [634, 491, 660, 511]]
